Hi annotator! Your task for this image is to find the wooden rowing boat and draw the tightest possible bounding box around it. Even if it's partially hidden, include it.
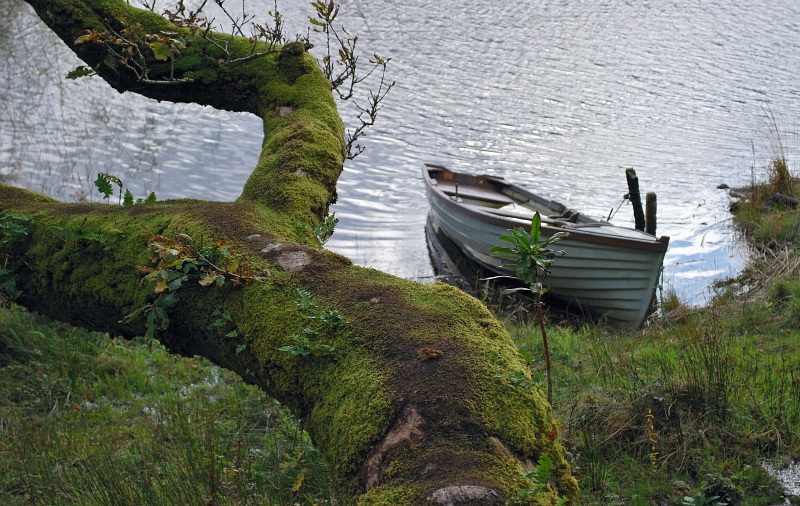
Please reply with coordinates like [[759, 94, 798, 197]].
[[423, 163, 670, 327]]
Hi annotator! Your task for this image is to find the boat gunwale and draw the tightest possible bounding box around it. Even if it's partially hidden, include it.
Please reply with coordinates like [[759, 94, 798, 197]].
[[423, 163, 670, 254]]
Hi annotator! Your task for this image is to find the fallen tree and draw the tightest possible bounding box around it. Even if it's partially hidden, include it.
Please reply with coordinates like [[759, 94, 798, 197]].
[[0, 0, 579, 503]]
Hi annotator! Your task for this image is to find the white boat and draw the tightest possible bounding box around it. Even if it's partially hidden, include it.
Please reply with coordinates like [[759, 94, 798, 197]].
[[423, 163, 670, 327]]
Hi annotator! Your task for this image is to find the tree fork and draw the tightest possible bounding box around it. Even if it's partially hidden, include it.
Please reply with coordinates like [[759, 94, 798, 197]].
[[4, 0, 578, 503]]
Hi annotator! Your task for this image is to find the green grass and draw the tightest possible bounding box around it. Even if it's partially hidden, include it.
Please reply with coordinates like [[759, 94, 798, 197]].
[[0, 307, 330, 505], [504, 304, 798, 504]]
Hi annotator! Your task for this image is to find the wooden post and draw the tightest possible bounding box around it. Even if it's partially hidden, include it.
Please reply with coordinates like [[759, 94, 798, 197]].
[[645, 192, 657, 235], [625, 168, 645, 231]]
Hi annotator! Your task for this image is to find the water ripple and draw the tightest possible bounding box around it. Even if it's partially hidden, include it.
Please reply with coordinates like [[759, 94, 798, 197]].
[[3, 0, 800, 303]]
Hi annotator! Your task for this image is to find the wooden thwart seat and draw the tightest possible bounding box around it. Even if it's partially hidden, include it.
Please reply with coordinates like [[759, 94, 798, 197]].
[[436, 181, 515, 206]]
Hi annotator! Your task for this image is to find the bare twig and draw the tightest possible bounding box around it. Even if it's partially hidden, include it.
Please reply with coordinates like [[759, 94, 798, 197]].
[[73, 0, 392, 156], [345, 59, 394, 159]]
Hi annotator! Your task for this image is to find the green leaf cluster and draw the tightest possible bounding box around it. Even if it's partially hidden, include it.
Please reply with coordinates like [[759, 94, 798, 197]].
[[277, 289, 343, 357], [0, 213, 31, 247], [515, 453, 566, 502], [0, 268, 22, 304], [211, 308, 239, 339], [94, 172, 119, 201], [494, 369, 539, 390], [124, 188, 157, 206], [278, 330, 336, 357], [94, 173, 156, 205], [292, 289, 344, 325], [122, 293, 179, 340], [489, 212, 567, 294], [312, 213, 338, 246], [124, 233, 263, 340], [50, 224, 116, 251]]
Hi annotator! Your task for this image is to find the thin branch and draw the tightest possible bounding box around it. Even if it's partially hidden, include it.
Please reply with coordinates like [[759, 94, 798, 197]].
[[345, 62, 394, 159]]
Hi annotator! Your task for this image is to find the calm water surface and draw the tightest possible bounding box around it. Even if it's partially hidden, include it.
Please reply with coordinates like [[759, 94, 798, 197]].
[[3, 0, 800, 304]]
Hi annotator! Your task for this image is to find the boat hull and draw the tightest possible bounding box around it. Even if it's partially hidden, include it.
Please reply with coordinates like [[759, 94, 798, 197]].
[[423, 164, 669, 327]]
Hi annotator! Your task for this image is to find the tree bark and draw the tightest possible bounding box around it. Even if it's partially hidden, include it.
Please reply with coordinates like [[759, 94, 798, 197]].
[[2, 1, 579, 503]]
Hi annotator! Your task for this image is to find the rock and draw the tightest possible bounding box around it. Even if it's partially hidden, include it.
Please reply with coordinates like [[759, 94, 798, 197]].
[[277, 250, 311, 272], [427, 485, 502, 505]]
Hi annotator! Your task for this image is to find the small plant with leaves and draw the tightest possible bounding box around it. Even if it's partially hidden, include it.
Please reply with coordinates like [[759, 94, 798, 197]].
[[50, 220, 119, 251], [140, 232, 267, 290], [495, 368, 541, 390], [211, 308, 249, 354], [313, 213, 338, 246], [489, 212, 567, 404], [0, 213, 32, 248], [277, 289, 343, 357], [211, 308, 237, 337], [94, 172, 156, 205], [0, 214, 33, 304], [515, 453, 567, 503], [122, 293, 179, 340], [123, 232, 267, 339], [279, 330, 336, 357]]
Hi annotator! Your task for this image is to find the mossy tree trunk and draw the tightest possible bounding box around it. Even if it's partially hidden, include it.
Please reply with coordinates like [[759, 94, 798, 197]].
[[2, 1, 579, 503]]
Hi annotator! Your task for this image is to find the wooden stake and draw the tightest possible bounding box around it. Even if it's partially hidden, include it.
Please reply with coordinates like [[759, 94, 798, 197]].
[[646, 192, 657, 235], [625, 168, 645, 231]]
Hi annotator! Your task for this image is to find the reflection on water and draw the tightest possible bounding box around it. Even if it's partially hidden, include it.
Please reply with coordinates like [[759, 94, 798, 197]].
[[3, 0, 799, 305]]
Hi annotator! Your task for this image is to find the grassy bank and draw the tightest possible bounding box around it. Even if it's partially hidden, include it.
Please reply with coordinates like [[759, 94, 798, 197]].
[[504, 289, 799, 504], [0, 309, 330, 505], [2, 167, 799, 505], [504, 153, 798, 504]]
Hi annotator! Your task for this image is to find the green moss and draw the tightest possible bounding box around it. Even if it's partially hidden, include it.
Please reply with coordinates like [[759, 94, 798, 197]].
[[396, 283, 579, 498], [357, 485, 419, 505], [0, 183, 58, 207], [354, 436, 564, 505], [303, 266, 578, 501], [304, 352, 394, 480], [234, 42, 345, 223], [2, 197, 290, 334], [226, 281, 394, 498], [18, 208, 159, 327], [277, 41, 311, 84], [185, 67, 219, 84], [240, 67, 345, 223]]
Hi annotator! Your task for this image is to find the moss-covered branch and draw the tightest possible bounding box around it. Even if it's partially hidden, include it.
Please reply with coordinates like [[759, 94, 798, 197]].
[[24, 0, 345, 228], [0, 187, 577, 503], [7, 0, 578, 503]]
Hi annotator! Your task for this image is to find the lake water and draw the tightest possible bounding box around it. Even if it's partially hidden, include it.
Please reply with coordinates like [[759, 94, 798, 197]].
[[3, 0, 800, 304]]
